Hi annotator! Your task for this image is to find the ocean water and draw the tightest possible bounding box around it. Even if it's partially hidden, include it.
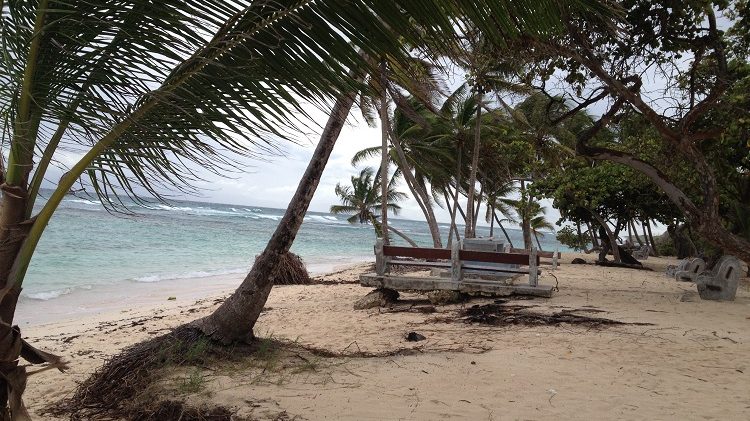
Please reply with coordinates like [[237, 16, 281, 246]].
[[21, 191, 565, 302]]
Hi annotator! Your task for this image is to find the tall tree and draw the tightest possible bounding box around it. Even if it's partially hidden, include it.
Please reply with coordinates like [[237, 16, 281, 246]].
[[330, 166, 415, 245], [20, 2, 618, 416], [353, 58, 445, 248], [522, 0, 750, 264], [0, 0, 463, 415]]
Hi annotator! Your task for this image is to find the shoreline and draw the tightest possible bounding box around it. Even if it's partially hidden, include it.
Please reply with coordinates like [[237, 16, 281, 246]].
[[17, 258, 371, 327]]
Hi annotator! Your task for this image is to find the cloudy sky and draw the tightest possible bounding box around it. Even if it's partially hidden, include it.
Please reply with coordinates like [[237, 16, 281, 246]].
[[184, 111, 562, 230]]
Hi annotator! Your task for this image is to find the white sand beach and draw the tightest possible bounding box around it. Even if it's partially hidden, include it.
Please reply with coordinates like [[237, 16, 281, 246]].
[[22, 254, 750, 420]]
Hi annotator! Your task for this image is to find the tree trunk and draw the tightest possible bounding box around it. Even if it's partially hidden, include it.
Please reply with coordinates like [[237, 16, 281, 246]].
[[520, 180, 532, 250], [378, 68, 390, 245], [472, 183, 483, 235], [449, 142, 464, 246], [444, 190, 459, 248], [456, 201, 468, 224], [627, 220, 633, 245], [464, 87, 483, 239], [576, 221, 591, 253], [191, 91, 358, 343], [586, 221, 600, 248], [494, 212, 514, 248], [631, 220, 643, 245], [0, 191, 31, 419], [388, 225, 419, 248], [640, 221, 651, 251], [592, 212, 621, 263], [534, 232, 543, 251], [389, 131, 442, 247], [489, 205, 495, 238], [646, 219, 659, 257]]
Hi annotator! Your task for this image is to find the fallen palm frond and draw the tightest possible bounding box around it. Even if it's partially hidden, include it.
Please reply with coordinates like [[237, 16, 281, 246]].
[[460, 302, 652, 328]]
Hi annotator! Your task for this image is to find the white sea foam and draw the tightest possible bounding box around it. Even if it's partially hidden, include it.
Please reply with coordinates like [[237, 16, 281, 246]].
[[67, 198, 101, 206], [303, 215, 347, 225], [132, 267, 247, 283], [26, 288, 73, 300]]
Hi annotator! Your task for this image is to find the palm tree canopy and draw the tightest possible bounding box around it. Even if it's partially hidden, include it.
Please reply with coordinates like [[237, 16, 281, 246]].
[[330, 167, 406, 224], [1, 0, 613, 209]]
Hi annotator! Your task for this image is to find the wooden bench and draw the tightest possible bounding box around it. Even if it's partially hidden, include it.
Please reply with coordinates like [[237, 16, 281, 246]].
[[506, 247, 561, 270], [361, 239, 554, 298]]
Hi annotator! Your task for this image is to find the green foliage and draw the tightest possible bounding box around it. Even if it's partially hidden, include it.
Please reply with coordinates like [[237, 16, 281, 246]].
[[556, 226, 588, 251], [655, 240, 677, 257], [330, 167, 406, 228], [177, 369, 206, 394]]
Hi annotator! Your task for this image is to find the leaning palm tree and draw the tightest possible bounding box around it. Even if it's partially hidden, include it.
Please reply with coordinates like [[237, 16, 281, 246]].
[[330, 167, 416, 246], [0, 0, 460, 415], [353, 95, 454, 248], [530, 207, 555, 251], [353, 54, 445, 247], [511, 197, 554, 251], [48, 2, 617, 417], [484, 180, 517, 247]]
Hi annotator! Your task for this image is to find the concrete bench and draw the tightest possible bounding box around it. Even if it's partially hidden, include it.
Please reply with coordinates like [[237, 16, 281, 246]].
[[632, 245, 651, 260], [673, 257, 707, 282], [696, 255, 742, 301]]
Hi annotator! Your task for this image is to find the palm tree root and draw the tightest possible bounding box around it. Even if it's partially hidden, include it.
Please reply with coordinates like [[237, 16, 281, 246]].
[[49, 324, 433, 420], [258, 252, 312, 285], [46, 325, 236, 420]]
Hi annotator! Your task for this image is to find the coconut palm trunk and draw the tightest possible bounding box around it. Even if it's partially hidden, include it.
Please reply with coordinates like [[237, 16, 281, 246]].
[[378, 60, 390, 244], [489, 204, 495, 237], [472, 183, 483, 235], [449, 146, 464, 247], [520, 180, 533, 250], [444, 190, 461, 247], [493, 212, 514, 248], [646, 219, 659, 256], [191, 91, 357, 343], [389, 132, 442, 247], [464, 87, 482, 239], [630, 220, 643, 246]]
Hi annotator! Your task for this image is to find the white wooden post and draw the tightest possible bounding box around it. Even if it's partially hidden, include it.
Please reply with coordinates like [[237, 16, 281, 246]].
[[529, 247, 538, 287], [552, 247, 559, 270], [375, 238, 387, 276], [451, 239, 462, 283]]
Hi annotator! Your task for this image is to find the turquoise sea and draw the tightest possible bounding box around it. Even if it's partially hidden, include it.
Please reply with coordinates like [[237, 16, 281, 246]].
[[21, 190, 565, 302]]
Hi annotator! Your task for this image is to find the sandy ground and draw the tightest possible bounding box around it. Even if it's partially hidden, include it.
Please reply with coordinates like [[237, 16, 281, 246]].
[[23, 254, 750, 420]]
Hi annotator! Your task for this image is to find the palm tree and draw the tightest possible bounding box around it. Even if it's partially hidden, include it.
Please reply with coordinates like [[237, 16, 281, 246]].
[[0, 0, 458, 414], [510, 197, 554, 251], [41, 1, 617, 416], [530, 208, 555, 251], [484, 181, 517, 247], [330, 167, 416, 246], [351, 54, 445, 247], [353, 95, 455, 248]]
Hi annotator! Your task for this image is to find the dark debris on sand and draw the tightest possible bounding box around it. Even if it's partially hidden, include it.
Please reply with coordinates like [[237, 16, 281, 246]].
[[461, 301, 652, 328]]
